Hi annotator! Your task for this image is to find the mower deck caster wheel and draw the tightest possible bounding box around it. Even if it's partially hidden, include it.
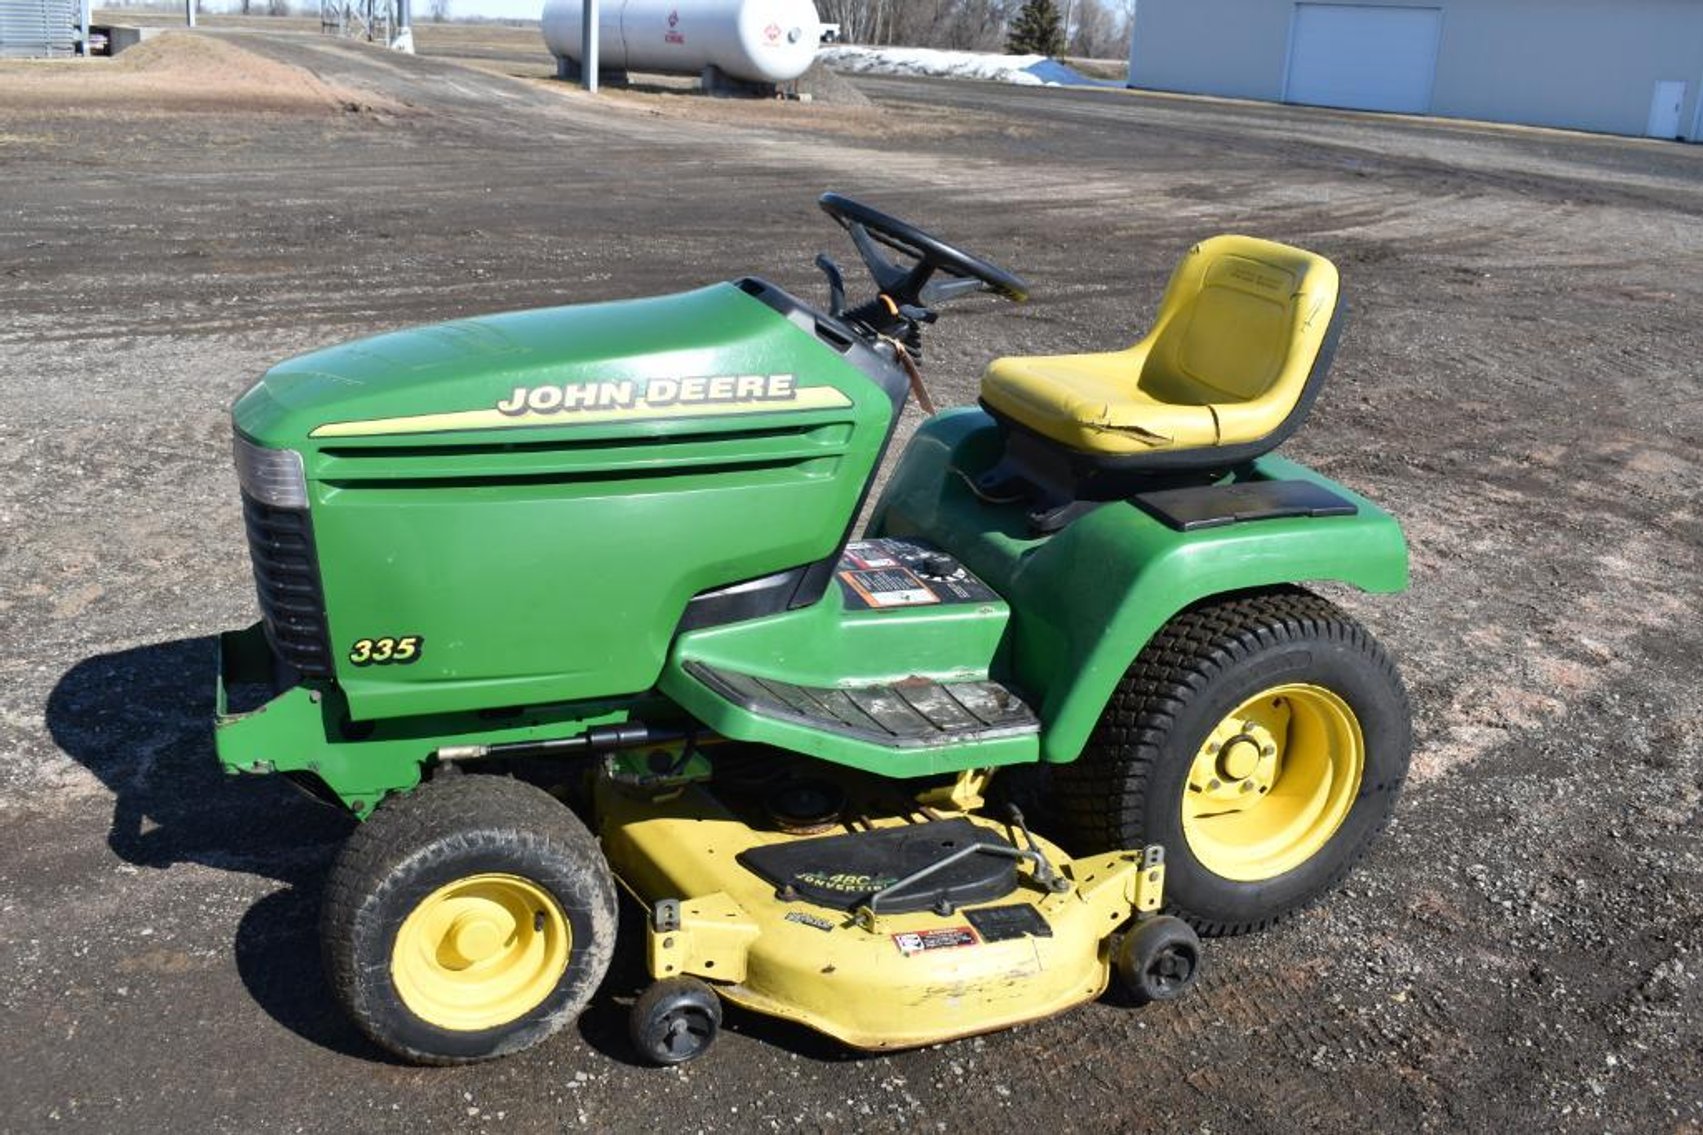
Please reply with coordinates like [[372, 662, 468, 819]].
[[631, 977, 721, 1065], [1118, 915, 1202, 1004]]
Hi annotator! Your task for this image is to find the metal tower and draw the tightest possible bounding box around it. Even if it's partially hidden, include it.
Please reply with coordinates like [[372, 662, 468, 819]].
[[319, 0, 412, 51]]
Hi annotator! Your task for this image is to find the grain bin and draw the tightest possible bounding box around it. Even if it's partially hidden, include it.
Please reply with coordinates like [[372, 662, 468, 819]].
[[542, 0, 820, 85], [0, 0, 83, 57]]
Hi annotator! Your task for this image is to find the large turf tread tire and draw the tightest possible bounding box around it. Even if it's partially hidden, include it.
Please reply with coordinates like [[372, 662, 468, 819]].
[[1052, 588, 1410, 938], [321, 775, 617, 1065]]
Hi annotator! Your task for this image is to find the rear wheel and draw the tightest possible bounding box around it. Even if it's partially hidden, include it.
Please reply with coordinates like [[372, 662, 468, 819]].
[[321, 775, 617, 1064], [1053, 589, 1410, 936]]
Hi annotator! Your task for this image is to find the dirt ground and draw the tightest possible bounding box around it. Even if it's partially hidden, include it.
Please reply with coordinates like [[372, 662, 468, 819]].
[[1, 24, 1700, 1135]]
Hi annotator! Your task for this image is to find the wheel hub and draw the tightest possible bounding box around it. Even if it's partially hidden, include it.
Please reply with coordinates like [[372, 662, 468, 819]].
[[1181, 684, 1365, 883], [1215, 735, 1264, 782], [391, 873, 571, 1032], [442, 910, 512, 968], [1192, 722, 1279, 807]]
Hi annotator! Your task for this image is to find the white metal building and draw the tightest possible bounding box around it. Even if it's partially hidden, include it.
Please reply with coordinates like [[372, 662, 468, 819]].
[[1127, 0, 1703, 141], [0, 0, 87, 57]]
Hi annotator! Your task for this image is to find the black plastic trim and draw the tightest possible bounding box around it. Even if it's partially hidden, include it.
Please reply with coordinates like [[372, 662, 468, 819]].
[[242, 493, 333, 679], [671, 278, 912, 631], [678, 566, 813, 632], [738, 817, 1021, 915], [736, 275, 909, 414], [1132, 479, 1359, 531]]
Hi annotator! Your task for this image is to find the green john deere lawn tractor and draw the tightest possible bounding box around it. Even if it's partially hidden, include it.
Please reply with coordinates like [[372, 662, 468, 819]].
[[215, 193, 1410, 1065]]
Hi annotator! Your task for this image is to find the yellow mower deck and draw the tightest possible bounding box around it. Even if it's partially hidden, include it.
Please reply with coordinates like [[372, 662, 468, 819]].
[[597, 775, 1165, 1050]]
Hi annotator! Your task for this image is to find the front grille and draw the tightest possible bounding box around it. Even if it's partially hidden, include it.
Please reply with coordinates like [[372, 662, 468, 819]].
[[242, 494, 333, 678]]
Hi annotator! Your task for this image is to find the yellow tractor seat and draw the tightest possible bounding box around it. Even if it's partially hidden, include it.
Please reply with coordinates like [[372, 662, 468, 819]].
[[979, 235, 1342, 471]]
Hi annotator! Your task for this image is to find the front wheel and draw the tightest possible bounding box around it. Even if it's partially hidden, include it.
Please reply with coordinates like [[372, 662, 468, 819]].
[[1052, 589, 1410, 936], [321, 775, 617, 1064]]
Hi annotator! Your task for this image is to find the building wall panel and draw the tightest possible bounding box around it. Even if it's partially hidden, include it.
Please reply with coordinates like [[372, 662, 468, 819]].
[[1129, 0, 1703, 140]]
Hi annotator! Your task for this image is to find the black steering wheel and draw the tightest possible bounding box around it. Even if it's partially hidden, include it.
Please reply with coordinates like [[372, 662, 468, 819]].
[[818, 192, 1030, 311]]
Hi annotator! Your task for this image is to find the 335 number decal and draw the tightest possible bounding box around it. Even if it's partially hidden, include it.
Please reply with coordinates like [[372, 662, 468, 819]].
[[348, 635, 423, 666]]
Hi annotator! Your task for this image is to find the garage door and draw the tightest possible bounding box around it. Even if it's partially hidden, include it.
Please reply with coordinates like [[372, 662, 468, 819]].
[[1285, 4, 1442, 114]]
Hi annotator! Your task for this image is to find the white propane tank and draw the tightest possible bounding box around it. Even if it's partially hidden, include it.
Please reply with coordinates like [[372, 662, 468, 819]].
[[542, 0, 820, 85]]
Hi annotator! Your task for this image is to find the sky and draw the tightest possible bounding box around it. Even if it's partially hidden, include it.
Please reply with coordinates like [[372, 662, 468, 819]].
[[426, 0, 541, 19]]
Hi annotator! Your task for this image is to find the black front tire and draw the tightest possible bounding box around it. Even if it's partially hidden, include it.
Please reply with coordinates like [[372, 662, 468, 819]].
[[1053, 588, 1411, 936], [321, 775, 618, 1065]]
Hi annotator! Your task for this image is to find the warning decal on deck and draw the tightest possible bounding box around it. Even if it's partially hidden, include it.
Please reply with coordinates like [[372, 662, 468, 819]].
[[892, 926, 980, 956], [964, 904, 1053, 942]]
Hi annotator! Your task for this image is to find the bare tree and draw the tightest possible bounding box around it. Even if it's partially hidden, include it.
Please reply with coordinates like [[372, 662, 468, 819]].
[[821, 0, 1019, 49], [428, 0, 450, 22], [815, 0, 896, 45], [1067, 0, 1122, 58]]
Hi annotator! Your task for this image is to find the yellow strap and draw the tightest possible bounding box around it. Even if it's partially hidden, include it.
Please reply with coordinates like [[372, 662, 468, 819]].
[[879, 334, 935, 416]]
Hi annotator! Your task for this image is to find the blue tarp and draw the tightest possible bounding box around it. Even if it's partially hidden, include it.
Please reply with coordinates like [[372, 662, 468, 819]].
[[1022, 59, 1125, 88]]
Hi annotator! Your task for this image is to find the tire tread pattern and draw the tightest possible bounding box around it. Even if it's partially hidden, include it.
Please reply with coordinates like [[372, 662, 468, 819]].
[[320, 775, 617, 1065], [1053, 587, 1409, 938]]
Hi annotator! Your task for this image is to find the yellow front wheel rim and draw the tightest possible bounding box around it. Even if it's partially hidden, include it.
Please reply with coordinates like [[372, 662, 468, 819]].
[[1181, 684, 1365, 883], [391, 873, 571, 1032]]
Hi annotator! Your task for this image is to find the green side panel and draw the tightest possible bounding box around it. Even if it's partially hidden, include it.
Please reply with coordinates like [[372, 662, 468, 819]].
[[233, 284, 893, 720], [659, 580, 1036, 776], [868, 409, 1409, 765], [214, 623, 651, 812]]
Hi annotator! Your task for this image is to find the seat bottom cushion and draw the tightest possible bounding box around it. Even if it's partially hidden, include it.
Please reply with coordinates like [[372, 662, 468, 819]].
[[979, 350, 1219, 457]]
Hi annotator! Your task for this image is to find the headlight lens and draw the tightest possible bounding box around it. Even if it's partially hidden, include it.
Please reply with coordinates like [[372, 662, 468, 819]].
[[233, 433, 308, 509]]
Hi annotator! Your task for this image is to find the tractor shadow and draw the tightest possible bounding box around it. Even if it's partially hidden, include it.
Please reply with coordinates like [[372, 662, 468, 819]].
[[48, 636, 380, 1060], [49, 637, 880, 1069], [574, 901, 886, 1068]]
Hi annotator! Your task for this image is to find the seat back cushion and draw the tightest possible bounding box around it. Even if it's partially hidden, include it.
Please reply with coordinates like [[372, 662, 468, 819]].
[[1138, 238, 1339, 439]]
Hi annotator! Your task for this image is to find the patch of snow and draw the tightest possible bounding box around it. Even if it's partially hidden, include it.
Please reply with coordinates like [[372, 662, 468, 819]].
[[817, 45, 1050, 87]]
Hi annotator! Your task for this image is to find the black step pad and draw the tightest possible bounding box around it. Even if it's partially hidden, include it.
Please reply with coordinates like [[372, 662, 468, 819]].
[[739, 817, 1019, 914], [684, 663, 1038, 749]]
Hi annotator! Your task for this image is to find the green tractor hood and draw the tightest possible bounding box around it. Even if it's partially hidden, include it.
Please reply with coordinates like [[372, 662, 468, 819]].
[[229, 280, 901, 721], [234, 283, 858, 449]]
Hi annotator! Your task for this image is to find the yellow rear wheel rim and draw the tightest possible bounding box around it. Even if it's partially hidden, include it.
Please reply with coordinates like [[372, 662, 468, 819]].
[[391, 873, 570, 1032], [1181, 683, 1364, 883]]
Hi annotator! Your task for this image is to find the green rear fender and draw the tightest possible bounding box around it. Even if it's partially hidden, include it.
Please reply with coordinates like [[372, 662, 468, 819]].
[[868, 409, 1409, 764]]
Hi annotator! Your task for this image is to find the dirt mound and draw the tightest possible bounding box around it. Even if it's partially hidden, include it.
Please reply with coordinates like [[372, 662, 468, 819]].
[[790, 59, 871, 106], [0, 32, 396, 116]]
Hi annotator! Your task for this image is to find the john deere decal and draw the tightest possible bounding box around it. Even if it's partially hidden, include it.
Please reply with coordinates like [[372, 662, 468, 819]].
[[310, 374, 850, 438], [495, 373, 800, 416]]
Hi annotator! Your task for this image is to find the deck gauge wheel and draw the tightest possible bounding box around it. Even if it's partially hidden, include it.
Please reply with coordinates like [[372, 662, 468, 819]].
[[1118, 915, 1202, 1004], [631, 977, 722, 1065]]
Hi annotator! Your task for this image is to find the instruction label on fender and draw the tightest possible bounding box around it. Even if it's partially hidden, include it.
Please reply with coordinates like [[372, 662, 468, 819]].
[[841, 567, 938, 609], [837, 539, 997, 612], [892, 926, 980, 956]]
